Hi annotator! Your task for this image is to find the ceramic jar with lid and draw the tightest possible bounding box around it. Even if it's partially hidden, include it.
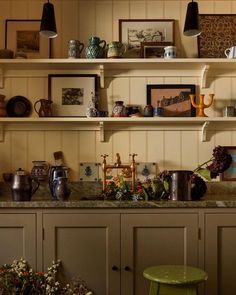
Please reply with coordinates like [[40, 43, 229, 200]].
[[112, 101, 126, 117]]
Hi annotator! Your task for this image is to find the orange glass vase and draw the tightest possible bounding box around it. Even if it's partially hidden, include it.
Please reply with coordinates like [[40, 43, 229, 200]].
[[190, 94, 214, 117]]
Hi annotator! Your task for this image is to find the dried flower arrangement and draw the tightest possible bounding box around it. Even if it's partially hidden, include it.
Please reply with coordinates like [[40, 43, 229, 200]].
[[102, 146, 232, 201], [0, 258, 92, 295]]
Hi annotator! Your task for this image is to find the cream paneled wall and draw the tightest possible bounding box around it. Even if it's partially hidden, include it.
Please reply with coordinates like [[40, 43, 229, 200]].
[[0, 0, 236, 180]]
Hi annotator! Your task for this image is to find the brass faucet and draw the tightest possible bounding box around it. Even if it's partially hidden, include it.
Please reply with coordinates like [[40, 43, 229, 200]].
[[101, 153, 138, 192]]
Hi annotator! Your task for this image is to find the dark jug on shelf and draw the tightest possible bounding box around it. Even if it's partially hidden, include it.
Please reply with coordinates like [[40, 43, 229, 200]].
[[34, 99, 53, 117], [169, 170, 193, 201]]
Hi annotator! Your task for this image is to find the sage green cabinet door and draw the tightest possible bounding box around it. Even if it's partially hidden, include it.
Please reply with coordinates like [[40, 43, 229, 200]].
[[205, 213, 236, 295], [0, 213, 36, 268], [121, 213, 199, 295], [43, 213, 120, 295]]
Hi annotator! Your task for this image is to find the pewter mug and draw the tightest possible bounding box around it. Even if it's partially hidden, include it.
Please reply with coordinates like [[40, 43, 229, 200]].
[[5, 168, 39, 201], [68, 39, 84, 58], [107, 41, 126, 58], [169, 170, 193, 201]]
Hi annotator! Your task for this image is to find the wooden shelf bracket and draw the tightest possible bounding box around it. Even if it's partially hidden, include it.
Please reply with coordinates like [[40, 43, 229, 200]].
[[99, 121, 105, 142], [201, 121, 210, 142], [99, 65, 104, 88], [201, 64, 210, 89]]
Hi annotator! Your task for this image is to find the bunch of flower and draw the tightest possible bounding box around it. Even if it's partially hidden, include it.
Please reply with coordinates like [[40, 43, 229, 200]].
[[0, 258, 92, 295]]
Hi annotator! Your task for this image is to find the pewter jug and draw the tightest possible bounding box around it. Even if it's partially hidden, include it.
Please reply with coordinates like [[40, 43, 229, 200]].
[[169, 170, 193, 201], [6, 168, 39, 201]]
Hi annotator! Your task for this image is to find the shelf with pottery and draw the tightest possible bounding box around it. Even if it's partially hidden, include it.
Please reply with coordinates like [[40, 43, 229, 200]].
[[0, 116, 235, 143], [0, 58, 236, 88]]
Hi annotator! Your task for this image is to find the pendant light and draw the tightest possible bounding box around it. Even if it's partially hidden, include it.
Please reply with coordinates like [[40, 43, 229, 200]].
[[183, 0, 201, 37], [40, 0, 57, 38]]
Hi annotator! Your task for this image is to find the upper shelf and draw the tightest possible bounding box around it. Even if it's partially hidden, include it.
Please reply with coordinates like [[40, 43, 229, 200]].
[[0, 58, 236, 70], [0, 58, 235, 88]]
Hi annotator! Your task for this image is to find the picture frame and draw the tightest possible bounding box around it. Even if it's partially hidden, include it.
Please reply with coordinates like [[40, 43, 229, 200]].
[[220, 147, 236, 181], [48, 74, 98, 117], [5, 19, 51, 58], [119, 19, 175, 58], [197, 14, 236, 58], [140, 41, 173, 58], [147, 84, 196, 117]]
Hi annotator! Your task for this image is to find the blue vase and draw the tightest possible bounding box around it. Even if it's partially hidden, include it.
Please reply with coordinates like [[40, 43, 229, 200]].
[[85, 36, 106, 58]]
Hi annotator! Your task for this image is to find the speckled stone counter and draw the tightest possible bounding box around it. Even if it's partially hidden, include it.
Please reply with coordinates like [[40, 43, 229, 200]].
[[0, 181, 236, 208]]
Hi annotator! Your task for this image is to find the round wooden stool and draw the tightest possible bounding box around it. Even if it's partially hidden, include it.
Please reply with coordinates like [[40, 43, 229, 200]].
[[143, 265, 207, 295]]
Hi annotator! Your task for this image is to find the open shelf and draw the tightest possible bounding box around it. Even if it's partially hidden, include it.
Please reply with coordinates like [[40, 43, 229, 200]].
[[0, 116, 235, 142], [0, 58, 236, 88]]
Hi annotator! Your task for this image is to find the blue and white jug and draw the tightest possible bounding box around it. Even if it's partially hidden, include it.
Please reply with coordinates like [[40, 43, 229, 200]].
[[85, 36, 106, 58]]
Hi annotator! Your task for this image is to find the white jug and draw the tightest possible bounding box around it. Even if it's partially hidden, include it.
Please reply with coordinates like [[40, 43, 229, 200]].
[[224, 46, 236, 59]]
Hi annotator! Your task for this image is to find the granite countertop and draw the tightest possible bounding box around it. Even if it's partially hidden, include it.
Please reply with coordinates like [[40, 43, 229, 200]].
[[0, 181, 236, 209]]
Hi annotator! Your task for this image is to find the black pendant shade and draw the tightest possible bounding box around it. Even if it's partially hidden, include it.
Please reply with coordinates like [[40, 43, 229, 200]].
[[183, 0, 201, 37], [40, 0, 57, 38]]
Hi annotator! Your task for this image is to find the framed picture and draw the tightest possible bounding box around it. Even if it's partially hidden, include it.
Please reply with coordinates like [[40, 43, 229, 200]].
[[197, 14, 236, 58], [48, 74, 98, 117], [220, 147, 236, 181], [119, 19, 175, 57], [5, 19, 51, 58], [147, 84, 196, 117], [140, 41, 173, 58]]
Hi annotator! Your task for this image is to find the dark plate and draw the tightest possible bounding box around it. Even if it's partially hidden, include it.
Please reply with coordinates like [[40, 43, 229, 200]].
[[6, 96, 32, 117]]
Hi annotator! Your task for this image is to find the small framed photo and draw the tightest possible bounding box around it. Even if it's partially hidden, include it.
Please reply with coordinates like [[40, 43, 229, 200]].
[[119, 19, 175, 57], [140, 41, 173, 58], [220, 147, 236, 181], [147, 84, 196, 117], [5, 19, 51, 58], [48, 74, 98, 117], [198, 14, 236, 58]]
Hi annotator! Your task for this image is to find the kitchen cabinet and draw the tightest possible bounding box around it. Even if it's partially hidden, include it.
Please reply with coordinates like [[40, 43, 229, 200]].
[[42, 211, 199, 295], [204, 212, 236, 295], [42, 213, 121, 295], [0, 212, 37, 268]]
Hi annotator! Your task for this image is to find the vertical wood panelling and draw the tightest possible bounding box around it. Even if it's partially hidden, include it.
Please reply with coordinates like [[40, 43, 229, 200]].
[[130, 1, 146, 19], [45, 131, 62, 164], [130, 131, 147, 162], [198, 131, 215, 166], [62, 131, 78, 180], [11, 131, 28, 171], [164, 131, 181, 169], [28, 0, 43, 19], [52, 1, 62, 58], [198, 0, 214, 14], [11, 1, 28, 18], [112, 77, 130, 106], [0, 131, 11, 179], [113, 131, 130, 163], [27, 132, 45, 172], [130, 78, 146, 106], [10, 78, 28, 98], [215, 131, 232, 146], [28, 78, 47, 118], [61, 0, 78, 58], [214, 1, 232, 13], [181, 131, 198, 170], [78, 1, 96, 50], [79, 131, 96, 162], [214, 77, 231, 117], [147, 131, 164, 172], [113, 1, 129, 41], [96, 1, 113, 42], [146, 1, 164, 19]]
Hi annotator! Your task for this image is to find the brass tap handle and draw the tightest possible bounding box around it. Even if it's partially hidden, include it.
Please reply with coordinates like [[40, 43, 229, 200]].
[[129, 153, 138, 162]]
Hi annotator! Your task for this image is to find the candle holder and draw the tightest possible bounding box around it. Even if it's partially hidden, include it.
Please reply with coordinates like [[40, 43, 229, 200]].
[[190, 94, 214, 117]]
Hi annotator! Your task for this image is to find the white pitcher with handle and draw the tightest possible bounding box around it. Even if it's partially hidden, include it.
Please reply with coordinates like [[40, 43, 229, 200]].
[[224, 46, 236, 58]]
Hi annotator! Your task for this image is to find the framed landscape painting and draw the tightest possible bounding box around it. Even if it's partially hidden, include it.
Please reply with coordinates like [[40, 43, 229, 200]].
[[119, 19, 175, 57], [147, 84, 196, 117], [5, 19, 51, 58]]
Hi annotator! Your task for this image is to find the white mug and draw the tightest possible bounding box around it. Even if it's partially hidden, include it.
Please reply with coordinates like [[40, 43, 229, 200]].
[[164, 46, 177, 59], [224, 46, 236, 59]]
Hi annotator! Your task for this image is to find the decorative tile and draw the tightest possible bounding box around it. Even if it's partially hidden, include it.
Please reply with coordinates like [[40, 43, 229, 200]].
[[136, 162, 157, 181], [79, 163, 100, 181]]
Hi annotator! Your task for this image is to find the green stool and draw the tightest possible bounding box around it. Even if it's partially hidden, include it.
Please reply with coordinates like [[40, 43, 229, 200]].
[[143, 265, 207, 295]]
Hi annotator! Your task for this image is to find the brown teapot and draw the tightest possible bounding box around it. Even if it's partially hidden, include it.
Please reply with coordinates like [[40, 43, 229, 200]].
[[34, 99, 52, 117], [3, 168, 39, 201]]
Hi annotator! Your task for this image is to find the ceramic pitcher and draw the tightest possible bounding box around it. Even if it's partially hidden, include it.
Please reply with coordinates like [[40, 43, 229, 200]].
[[107, 41, 126, 58], [85, 36, 106, 58], [34, 99, 53, 117]]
